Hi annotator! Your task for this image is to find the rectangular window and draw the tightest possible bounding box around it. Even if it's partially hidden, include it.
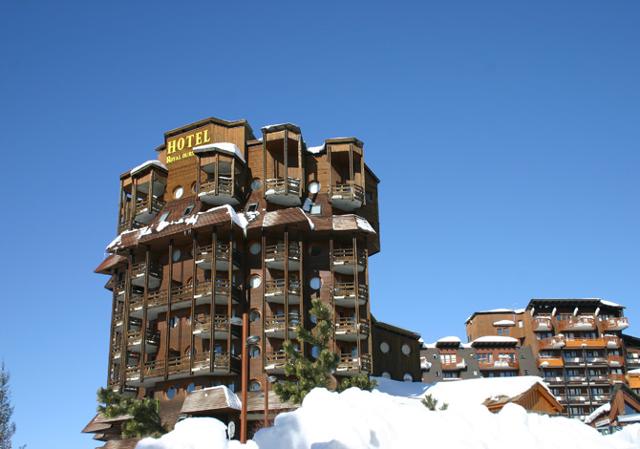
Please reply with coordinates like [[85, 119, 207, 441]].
[[310, 204, 322, 215]]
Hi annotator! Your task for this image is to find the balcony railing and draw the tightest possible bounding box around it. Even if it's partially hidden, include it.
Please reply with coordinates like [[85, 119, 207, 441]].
[[200, 177, 235, 196], [564, 338, 606, 349], [563, 357, 585, 365], [537, 357, 564, 368], [332, 283, 368, 307], [538, 335, 566, 350], [607, 355, 624, 366], [566, 375, 587, 383], [609, 373, 625, 383], [604, 335, 622, 348], [127, 330, 160, 347], [600, 316, 629, 332], [556, 315, 596, 332], [478, 359, 519, 370], [264, 279, 301, 304], [195, 242, 241, 270], [330, 183, 364, 211], [265, 177, 302, 196], [335, 318, 369, 341], [337, 353, 372, 375], [331, 248, 366, 274], [193, 315, 230, 335], [533, 316, 554, 332], [264, 243, 301, 270], [133, 197, 165, 224], [265, 351, 288, 373]]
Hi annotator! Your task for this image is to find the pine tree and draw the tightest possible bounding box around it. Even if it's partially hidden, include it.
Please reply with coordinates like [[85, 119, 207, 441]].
[[422, 393, 448, 411], [0, 363, 16, 449], [337, 373, 377, 392], [273, 299, 340, 404], [97, 388, 166, 438]]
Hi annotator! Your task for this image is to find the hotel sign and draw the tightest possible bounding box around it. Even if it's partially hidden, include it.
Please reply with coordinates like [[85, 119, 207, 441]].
[[165, 126, 212, 164]]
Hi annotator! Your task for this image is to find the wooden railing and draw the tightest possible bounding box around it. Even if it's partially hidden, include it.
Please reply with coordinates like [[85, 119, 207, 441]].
[[264, 242, 301, 262], [331, 248, 367, 267], [337, 353, 372, 373], [533, 316, 553, 331], [335, 317, 369, 335], [604, 335, 622, 348], [609, 373, 625, 383], [599, 317, 629, 331], [607, 355, 624, 366], [264, 278, 301, 296], [265, 351, 288, 369], [264, 315, 301, 332], [134, 197, 165, 216], [130, 262, 162, 279], [126, 330, 160, 346], [265, 177, 302, 196], [332, 283, 368, 302], [556, 315, 596, 332], [196, 242, 240, 263], [193, 315, 229, 333], [332, 183, 364, 202], [478, 359, 519, 370], [200, 176, 235, 196]]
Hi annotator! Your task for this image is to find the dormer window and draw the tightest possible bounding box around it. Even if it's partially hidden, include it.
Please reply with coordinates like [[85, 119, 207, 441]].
[[182, 204, 194, 216]]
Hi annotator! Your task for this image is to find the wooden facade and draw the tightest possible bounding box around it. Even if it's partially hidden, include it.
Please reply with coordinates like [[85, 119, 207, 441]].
[[87, 116, 400, 444]]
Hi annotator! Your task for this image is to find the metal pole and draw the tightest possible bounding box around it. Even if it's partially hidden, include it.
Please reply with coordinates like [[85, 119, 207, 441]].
[[240, 312, 249, 443], [263, 378, 269, 428]]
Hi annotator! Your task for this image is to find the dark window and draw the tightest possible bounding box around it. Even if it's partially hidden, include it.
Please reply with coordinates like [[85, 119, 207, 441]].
[[183, 204, 195, 216]]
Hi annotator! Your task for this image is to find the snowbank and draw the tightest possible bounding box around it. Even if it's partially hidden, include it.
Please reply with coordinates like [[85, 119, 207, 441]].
[[135, 388, 640, 449]]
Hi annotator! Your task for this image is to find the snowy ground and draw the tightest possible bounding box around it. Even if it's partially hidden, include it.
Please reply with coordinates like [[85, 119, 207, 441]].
[[135, 385, 640, 449]]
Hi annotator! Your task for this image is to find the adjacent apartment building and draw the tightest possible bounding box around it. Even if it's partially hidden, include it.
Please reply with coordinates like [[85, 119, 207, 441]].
[[84, 117, 420, 445]]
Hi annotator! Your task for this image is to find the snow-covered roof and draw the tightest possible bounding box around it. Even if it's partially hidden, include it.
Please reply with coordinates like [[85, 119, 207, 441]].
[[585, 403, 611, 424], [600, 299, 623, 308], [306, 143, 325, 154], [628, 368, 640, 374], [193, 142, 245, 163], [493, 319, 515, 326], [426, 376, 549, 408], [465, 308, 525, 323], [471, 336, 518, 345], [437, 336, 461, 344], [129, 160, 167, 175]]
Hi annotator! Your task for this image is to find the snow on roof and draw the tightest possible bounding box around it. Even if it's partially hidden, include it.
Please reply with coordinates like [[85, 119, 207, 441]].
[[426, 376, 549, 408], [355, 216, 376, 233], [437, 336, 461, 344], [628, 368, 640, 374], [135, 386, 639, 449], [200, 385, 242, 410], [306, 143, 325, 154], [192, 142, 245, 163], [600, 299, 623, 308], [472, 336, 518, 344], [493, 319, 515, 326], [129, 160, 167, 175], [262, 123, 299, 131], [585, 402, 611, 424]]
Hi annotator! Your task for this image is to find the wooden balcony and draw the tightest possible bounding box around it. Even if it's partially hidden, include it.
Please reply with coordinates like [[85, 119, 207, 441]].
[[336, 353, 372, 376], [563, 356, 585, 365], [332, 283, 368, 307], [133, 197, 165, 225], [478, 359, 519, 370], [264, 242, 301, 270], [192, 315, 234, 339], [265, 177, 302, 206], [441, 360, 467, 371], [566, 375, 587, 383], [198, 177, 242, 206], [331, 248, 366, 275], [537, 357, 564, 368], [599, 316, 629, 332], [563, 338, 606, 349], [264, 315, 300, 339], [126, 330, 159, 353], [533, 316, 553, 332], [585, 356, 608, 365], [538, 336, 566, 350], [130, 262, 162, 289], [556, 315, 596, 332], [609, 373, 625, 383], [195, 242, 240, 271], [604, 335, 622, 348], [588, 374, 610, 384], [626, 356, 640, 368], [330, 183, 364, 212], [265, 351, 288, 374], [607, 355, 624, 367], [137, 353, 239, 385], [334, 318, 369, 342], [264, 279, 301, 305]]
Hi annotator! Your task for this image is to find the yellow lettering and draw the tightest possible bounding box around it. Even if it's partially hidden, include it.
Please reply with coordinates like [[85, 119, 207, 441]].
[[203, 129, 211, 143], [177, 137, 185, 151], [195, 131, 203, 146], [186, 134, 194, 148], [167, 139, 176, 154]]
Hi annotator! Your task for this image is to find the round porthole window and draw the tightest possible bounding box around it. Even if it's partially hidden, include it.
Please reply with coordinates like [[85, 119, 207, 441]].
[[249, 274, 262, 289], [249, 242, 262, 255], [381, 372, 391, 379], [249, 309, 260, 322], [251, 178, 262, 191], [311, 346, 320, 359], [173, 186, 184, 199], [249, 345, 261, 358], [380, 341, 390, 354], [401, 344, 411, 356], [166, 387, 177, 399], [172, 249, 181, 262], [190, 182, 197, 193], [310, 313, 317, 324], [403, 373, 413, 382], [249, 380, 261, 392], [309, 276, 321, 290], [308, 181, 320, 194], [186, 383, 196, 393]]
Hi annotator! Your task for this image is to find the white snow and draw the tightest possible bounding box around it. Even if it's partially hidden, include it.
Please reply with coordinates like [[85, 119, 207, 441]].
[[600, 300, 623, 308], [355, 216, 376, 233], [130, 160, 167, 175], [586, 403, 611, 424], [193, 142, 245, 163], [472, 335, 519, 344], [136, 387, 640, 449], [306, 143, 325, 154], [628, 368, 640, 374], [493, 319, 516, 326], [436, 336, 461, 344]]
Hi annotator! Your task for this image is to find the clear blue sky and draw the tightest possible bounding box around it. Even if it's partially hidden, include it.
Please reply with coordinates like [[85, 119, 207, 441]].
[[1, 1, 638, 447]]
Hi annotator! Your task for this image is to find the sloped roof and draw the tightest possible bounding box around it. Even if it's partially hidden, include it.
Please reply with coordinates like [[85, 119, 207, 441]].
[[180, 386, 241, 415]]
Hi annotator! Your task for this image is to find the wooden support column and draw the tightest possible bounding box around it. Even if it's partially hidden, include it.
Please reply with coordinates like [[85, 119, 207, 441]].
[[262, 134, 267, 197], [298, 237, 305, 355], [227, 230, 233, 368], [353, 236, 361, 365], [117, 180, 124, 233], [348, 145, 354, 184], [196, 157, 201, 194], [284, 229, 289, 342], [149, 170, 155, 211], [298, 135, 303, 195], [363, 245, 372, 363], [231, 158, 236, 198], [120, 252, 133, 391], [190, 232, 197, 375], [283, 129, 288, 194], [165, 240, 174, 381], [130, 179, 138, 229], [210, 228, 218, 372], [360, 147, 366, 204], [329, 237, 336, 353], [140, 246, 150, 384], [106, 271, 118, 387], [215, 153, 220, 195], [261, 231, 267, 366], [328, 144, 332, 197]]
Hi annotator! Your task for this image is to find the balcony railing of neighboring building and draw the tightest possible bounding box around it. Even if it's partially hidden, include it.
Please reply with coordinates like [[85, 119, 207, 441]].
[[538, 335, 566, 350], [334, 318, 370, 341], [332, 283, 368, 307], [537, 356, 564, 368], [604, 335, 622, 348], [478, 359, 519, 370], [607, 354, 624, 367], [563, 356, 585, 365], [566, 375, 587, 383], [264, 242, 301, 270], [441, 359, 467, 371], [330, 182, 365, 212], [543, 376, 565, 384], [566, 395, 589, 403], [126, 330, 160, 352], [585, 356, 608, 365], [599, 316, 629, 332], [609, 373, 625, 383], [533, 316, 554, 332], [563, 337, 607, 349], [195, 242, 241, 271], [264, 278, 301, 304], [331, 248, 367, 274], [591, 394, 609, 403], [556, 315, 596, 332], [626, 355, 640, 368], [336, 353, 372, 375], [588, 374, 610, 383]]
